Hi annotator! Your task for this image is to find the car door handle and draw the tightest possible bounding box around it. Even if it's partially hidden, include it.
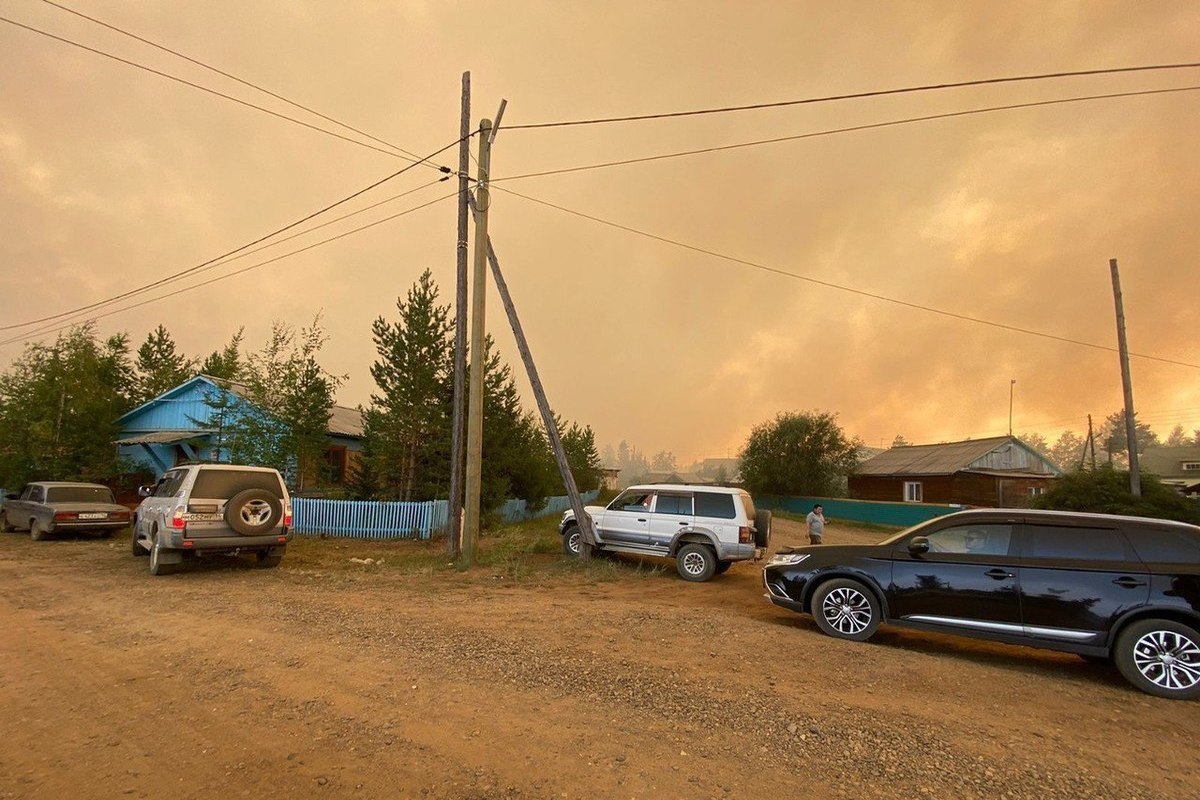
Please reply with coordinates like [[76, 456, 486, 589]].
[[678, 520, 688, 526], [985, 569, 1014, 580], [1112, 577, 1147, 589], [637, 518, 646, 522]]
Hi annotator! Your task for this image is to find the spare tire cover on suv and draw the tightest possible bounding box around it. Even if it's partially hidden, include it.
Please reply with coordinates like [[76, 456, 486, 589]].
[[754, 509, 772, 548], [224, 489, 283, 536]]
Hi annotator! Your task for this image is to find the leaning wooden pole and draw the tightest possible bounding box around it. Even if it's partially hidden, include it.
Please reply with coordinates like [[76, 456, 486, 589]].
[[1109, 258, 1142, 497], [447, 71, 471, 555], [467, 197, 597, 559]]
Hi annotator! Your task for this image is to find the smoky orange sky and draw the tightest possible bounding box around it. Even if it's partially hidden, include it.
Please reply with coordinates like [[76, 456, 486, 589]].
[[2, 1, 1199, 466]]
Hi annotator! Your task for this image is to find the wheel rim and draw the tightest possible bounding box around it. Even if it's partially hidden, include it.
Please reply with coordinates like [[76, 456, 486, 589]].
[[821, 587, 873, 635], [240, 499, 273, 526], [567, 531, 580, 554], [682, 551, 707, 576], [1131, 629, 1200, 692]]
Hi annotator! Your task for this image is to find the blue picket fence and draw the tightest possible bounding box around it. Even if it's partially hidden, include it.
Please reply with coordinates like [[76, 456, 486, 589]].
[[292, 497, 448, 540], [290, 491, 596, 540]]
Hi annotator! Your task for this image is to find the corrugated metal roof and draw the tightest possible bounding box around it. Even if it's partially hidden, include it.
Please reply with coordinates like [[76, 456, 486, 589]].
[[328, 405, 363, 438], [115, 430, 211, 445], [855, 436, 1015, 476], [1140, 446, 1200, 478]]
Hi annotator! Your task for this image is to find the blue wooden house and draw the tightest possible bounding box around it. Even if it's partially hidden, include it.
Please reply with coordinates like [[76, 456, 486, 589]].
[[115, 375, 364, 483]]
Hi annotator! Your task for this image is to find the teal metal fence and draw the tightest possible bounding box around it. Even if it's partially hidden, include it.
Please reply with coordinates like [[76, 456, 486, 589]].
[[757, 494, 962, 527], [292, 498, 444, 540], [497, 490, 600, 524]]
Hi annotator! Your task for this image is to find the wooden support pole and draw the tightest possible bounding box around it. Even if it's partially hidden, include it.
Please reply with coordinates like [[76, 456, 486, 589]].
[[467, 196, 597, 558], [1109, 258, 1141, 497], [461, 118, 492, 565], [447, 71, 471, 556]]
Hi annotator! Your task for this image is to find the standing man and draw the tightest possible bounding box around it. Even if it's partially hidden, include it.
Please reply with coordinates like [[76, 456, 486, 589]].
[[806, 504, 826, 545]]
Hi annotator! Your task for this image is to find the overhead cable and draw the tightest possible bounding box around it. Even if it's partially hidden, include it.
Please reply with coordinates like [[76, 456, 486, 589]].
[[492, 185, 1200, 371], [0, 13, 443, 166], [39, 0, 430, 165], [508, 61, 1200, 129], [1, 135, 466, 332], [495, 85, 1200, 182], [0, 190, 459, 348]]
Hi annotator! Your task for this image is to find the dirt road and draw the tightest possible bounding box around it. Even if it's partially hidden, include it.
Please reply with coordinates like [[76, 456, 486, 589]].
[[1, 518, 1194, 799]]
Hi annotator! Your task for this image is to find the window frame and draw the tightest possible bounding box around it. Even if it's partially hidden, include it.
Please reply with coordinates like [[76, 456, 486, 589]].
[[903, 481, 923, 503]]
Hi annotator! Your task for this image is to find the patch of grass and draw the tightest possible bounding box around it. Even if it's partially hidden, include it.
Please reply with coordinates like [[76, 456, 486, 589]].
[[285, 515, 669, 587]]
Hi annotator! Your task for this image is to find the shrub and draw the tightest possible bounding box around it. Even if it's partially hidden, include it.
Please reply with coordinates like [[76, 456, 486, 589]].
[[1033, 465, 1200, 524]]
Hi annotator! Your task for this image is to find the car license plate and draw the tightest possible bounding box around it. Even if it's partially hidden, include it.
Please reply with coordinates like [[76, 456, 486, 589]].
[[185, 513, 222, 522], [78, 513, 106, 520]]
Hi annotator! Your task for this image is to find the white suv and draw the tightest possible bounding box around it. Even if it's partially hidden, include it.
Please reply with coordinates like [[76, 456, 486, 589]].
[[131, 464, 292, 576], [559, 484, 770, 581]]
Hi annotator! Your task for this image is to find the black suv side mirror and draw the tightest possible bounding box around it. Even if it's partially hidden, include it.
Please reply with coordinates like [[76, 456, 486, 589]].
[[908, 536, 930, 555], [137, 485, 153, 498]]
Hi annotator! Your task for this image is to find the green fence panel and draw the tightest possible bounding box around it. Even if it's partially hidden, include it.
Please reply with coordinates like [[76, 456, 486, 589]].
[[757, 494, 961, 527]]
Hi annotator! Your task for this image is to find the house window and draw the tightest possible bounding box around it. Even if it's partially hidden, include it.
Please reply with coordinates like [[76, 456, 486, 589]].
[[1182, 462, 1200, 471], [903, 481, 923, 503], [1028, 486, 1046, 497], [325, 446, 348, 484]]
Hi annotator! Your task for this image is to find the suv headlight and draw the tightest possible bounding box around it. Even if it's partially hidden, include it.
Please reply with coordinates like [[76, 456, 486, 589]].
[[766, 553, 811, 567]]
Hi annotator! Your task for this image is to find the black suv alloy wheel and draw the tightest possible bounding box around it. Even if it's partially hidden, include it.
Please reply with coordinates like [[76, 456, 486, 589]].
[[1115, 619, 1200, 700]]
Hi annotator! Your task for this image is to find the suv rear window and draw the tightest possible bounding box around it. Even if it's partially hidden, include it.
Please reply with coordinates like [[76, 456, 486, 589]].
[[191, 470, 283, 499], [1025, 525, 1132, 561], [694, 492, 737, 520], [1127, 528, 1200, 564], [46, 486, 114, 503]]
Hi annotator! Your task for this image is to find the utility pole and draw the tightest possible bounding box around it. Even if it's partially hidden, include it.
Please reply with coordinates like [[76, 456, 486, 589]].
[[1109, 258, 1141, 497], [1008, 379, 1015, 437], [466, 209, 598, 560], [462, 102, 505, 565], [447, 71, 471, 556]]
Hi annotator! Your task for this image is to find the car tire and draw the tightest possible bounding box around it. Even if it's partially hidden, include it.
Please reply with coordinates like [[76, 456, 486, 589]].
[[676, 543, 717, 582], [148, 534, 178, 576], [224, 489, 283, 536], [131, 523, 149, 557], [811, 578, 882, 642], [1114, 619, 1200, 700], [29, 519, 48, 541], [754, 509, 772, 548], [561, 524, 581, 558], [255, 551, 283, 569], [715, 560, 733, 575], [0, 511, 13, 533]]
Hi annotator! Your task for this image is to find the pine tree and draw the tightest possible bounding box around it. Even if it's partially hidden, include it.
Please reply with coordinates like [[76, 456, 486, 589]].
[[364, 269, 454, 501], [0, 325, 133, 485], [200, 328, 243, 380], [133, 325, 195, 404]]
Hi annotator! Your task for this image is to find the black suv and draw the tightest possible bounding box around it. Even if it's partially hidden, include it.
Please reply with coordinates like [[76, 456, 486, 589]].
[[763, 509, 1200, 699]]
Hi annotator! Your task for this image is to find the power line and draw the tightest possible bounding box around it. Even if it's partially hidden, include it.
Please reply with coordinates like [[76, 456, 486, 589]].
[[492, 185, 1200, 371], [1, 136, 464, 333], [39, 0, 430, 165], [0, 13, 445, 167], [495, 85, 1200, 183], [508, 61, 1200, 130], [0, 189, 460, 348]]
